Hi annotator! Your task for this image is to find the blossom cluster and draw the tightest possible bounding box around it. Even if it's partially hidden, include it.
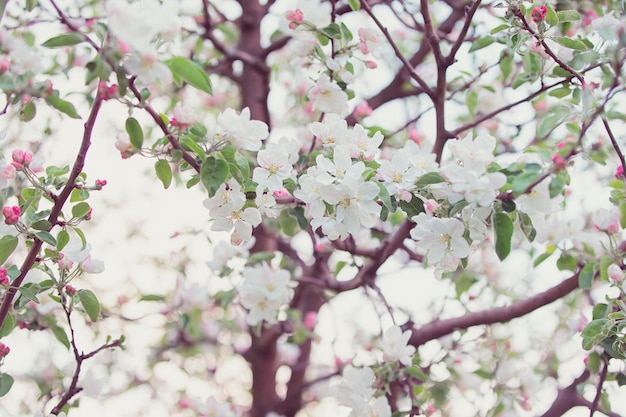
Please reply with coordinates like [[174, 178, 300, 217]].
[[238, 263, 292, 326]]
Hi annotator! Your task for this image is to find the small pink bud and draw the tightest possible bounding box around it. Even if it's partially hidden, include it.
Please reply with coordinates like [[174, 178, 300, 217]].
[[65, 285, 77, 296], [285, 9, 304, 30], [11, 149, 33, 170], [272, 189, 290, 199], [96, 179, 107, 189], [354, 101, 373, 118], [615, 165, 624, 179], [2, 205, 21, 225], [365, 60, 378, 69], [0, 342, 10, 358], [532, 5, 547, 23], [303, 311, 318, 330], [551, 154, 567, 170], [98, 81, 118, 100]]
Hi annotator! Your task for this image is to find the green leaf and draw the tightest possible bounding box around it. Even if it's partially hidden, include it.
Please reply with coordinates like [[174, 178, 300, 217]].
[[545, 4, 558, 27], [19, 100, 36, 122], [376, 182, 393, 214], [140, 294, 166, 302], [556, 10, 581, 23], [155, 160, 172, 189], [51, 325, 70, 349], [78, 289, 100, 322], [578, 262, 596, 290], [18, 286, 39, 304], [469, 36, 495, 52], [556, 37, 589, 51], [400, 196, 425, 218], [41, 32, 84, 48], [279, 209, 298, 236], [0, 235, 18, 264], [30, 219, 51, 231], [45, 92, 80, 119], [165, 57, 213, 94], [293, 206, 308, 230], [35, 231, 56, 246], [245, 252, 275, 266], [72, 202, 91, 218], [125, 117, 144, 149], [490, 24, 510, 35], [319, 23, 342, 39], [416, 172, 446, 187], [466, 89, 478, 116], [493, 212, 513, 261], [347, 0, 360, 11], [0, 314, 15, 338], [556, 253, 577, 271], [0, 373, 14, 397], [581, 319, 611, 350], [201, 156, 229, 198], [406, 366, 427, 381], [56, 229, 70, 251]]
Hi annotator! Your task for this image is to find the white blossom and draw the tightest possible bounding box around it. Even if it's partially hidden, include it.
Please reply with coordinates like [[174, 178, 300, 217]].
[[239, 263, 292, 325], [308, 74, 349, 116], [217, 107, 269, 151], [379, 325, 416, 366]]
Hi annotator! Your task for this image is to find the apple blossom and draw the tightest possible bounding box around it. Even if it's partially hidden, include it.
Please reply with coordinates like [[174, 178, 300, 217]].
[[308, 74, 349, 116], [379, 325, 416, 366], [238, 263, 292, 326], [217, 107, 269, 151]]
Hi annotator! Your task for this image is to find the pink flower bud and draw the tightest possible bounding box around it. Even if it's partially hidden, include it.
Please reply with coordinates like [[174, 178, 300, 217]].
[[531, 5, 547, 23], [98, 81, 118, 100], [303, 311, 318, 330], [2, 205, 21, 225], [551, 154, 567, 170], [607, 263, 625, 282], [96, 179, 107, 189], [0, 342, 10, 358], [365, 60, 378, 69], [11, 149, 33, 170], [285, 9, 304, 30], [65, 284, 77, 296], [354, 101, 373, 118], [616, 165, 624, 179]]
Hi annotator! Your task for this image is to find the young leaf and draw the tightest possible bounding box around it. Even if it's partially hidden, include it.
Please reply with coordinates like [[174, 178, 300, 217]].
[[51, 325, 70, 349], [155, 160, 173, 189], [581, 319, 611, 350], [493, 212, 513, 261], [578, 262, 596, 289], [125, 117, 144, 149], [57, 229, 70, 251], [469, 36, 495, 52], [78, 289, 101, 322], [45, 93, 81, 119], [19, 100, 36, 122], [165, 57, 213, 94], [201, 156, 229, 198], [41, 32, 84, 48], [347, 0, 360, 11], [556, 37, 588, 51], [18, 286, 39, 304], [556, 10, 581, 22], [72, 202, 91, 218], [0, 373, 14, 397], [0, 235, 18, 264]]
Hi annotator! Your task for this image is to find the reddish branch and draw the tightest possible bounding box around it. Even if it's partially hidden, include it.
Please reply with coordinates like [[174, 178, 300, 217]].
[[0, 93, 104, 330], [409, 272, 579, 346], [51, 302, 123, 415]]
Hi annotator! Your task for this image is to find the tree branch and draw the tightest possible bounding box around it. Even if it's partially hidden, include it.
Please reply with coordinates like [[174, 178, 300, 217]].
[[409, 272, 579, 346]]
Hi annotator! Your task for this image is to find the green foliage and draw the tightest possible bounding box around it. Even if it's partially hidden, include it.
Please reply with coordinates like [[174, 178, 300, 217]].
[[125, 117, 144, 149], [201, 155, 229, 198], [493, 212, 513, 261], [165, 57, 213, 95], [78, 289, 101, 322]]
